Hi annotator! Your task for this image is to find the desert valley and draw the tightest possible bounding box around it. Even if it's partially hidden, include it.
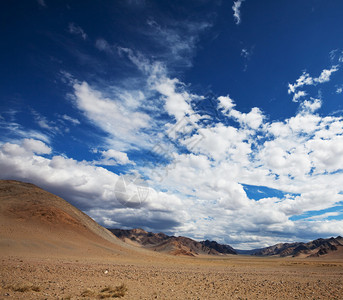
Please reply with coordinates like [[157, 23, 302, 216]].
[[1, 180, 342, 299], [3, 1, 343, 299]]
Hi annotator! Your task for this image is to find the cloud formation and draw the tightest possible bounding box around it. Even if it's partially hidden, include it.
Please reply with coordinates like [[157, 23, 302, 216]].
[[4, 32, 343, 248], [232, 0, 245, 25], [35, 54, 343, 247], [2, 3, 343, 249], [288, 65, 339, 102]]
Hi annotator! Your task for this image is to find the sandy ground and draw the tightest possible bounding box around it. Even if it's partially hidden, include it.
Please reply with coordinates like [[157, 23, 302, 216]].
[[1, 254, 343, 299]]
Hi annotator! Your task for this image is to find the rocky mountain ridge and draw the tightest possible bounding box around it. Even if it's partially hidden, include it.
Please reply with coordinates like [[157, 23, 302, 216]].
[[109, 228, 237, 256], [251, 236, 343, 257]]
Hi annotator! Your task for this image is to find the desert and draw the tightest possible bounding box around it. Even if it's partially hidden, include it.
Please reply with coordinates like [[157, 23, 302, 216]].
[[1, 180, 342, 299], [2, 1, 343, 299]]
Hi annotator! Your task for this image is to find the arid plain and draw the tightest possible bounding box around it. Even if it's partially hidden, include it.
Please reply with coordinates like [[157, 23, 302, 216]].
[[1, 180, 342, 299]]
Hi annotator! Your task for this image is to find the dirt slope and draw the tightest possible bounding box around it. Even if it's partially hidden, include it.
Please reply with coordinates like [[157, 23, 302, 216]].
[[0, 180, 132, 258]]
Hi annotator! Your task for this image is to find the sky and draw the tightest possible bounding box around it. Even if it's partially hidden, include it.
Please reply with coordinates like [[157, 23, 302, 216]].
[[1, 0, 343, 249]]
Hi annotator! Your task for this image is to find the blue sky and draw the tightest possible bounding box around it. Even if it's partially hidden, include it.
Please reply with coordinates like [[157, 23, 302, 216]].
[[1, 0, 343, 249]]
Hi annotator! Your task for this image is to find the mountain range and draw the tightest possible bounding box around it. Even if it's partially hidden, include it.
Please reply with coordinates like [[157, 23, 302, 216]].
[[0, 180, 342, 259], [109, 228, 237, 256], [248, 236, 343, 258]]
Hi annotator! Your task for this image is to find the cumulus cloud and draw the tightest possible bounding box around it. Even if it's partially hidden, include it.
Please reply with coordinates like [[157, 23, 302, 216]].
[[292, 90, 307, 102], [288, 66, 339, 101], [232, 0, 245, 25], [94, 149, 133, 165], [299, 98, 322, 113], [153, 77, 195, 122], [3, 11, 343, 248], [140, 87, 343, 247], [316, 67, 338, 83], [1, 139, 51, 156], [58, 50, 343, 247], [218, 95, 264, 129], [217, 95, 236, 112], [0, 139, 185, 231], [2, 93, 343, 248]]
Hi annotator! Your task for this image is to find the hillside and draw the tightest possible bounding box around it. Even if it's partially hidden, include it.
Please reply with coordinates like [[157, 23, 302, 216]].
[[0, 180, 130, 258], [109, 228, 237, 256]]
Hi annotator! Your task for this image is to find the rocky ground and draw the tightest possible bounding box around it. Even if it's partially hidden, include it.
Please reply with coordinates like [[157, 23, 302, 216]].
[[1, 255, 343, 299]]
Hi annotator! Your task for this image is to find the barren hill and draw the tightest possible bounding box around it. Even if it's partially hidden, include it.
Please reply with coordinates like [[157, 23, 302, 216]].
[[0, 180, 130, 258], [252, 236, 343, 258], [109, 228, 237, 256]]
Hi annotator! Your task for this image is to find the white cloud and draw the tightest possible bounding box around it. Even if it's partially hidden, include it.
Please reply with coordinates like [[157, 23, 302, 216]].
[[0, 139, 185, 232], [299, 98, 322, 113], [4, 17, 343, 248], [68, 23, 87, 40], [229, 107, 264, 129], [288, 66, 339, 95], [139, 86, 343, 247], [288, 72, 313, 94], [218, 95, 236, 112], [118, 47, 200, 124], [2, 139, 51, 156], [292, 90, 307, 102], [218, 95, 264, 129], [61, 114, 80, 125], [153, 77, 194, 122], [96, 149, 132, 165], [31, 110, 60, 133], [21, 138, 51, 154], [316, 65, 339, 83], [232, 0, 245, 25], [62, 51, 343, 247], [72, 81, 152, 150], [0, 118, 50, 144]]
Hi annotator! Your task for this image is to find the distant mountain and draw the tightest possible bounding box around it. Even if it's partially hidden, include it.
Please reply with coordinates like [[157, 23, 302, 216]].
[[200, 239, 236, 254], [109, 228, 237, 256], [235, 249, 261, 255], [251, 236, 343, 258]]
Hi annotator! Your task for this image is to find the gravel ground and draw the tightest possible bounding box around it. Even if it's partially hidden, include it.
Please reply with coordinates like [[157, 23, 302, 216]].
[[1, 255, 343, 299]]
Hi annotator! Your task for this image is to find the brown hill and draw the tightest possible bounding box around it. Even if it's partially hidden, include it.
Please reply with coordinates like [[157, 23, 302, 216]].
[[109, 228, 237, 256], [0, 180, 132, 258], [252, 236, 343, 258]]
